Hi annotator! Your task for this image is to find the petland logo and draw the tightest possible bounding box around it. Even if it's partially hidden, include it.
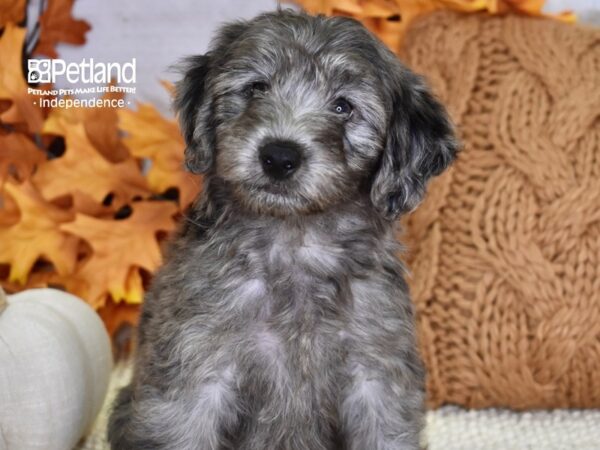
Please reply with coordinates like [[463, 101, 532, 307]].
[[28, 58, 136, 84]]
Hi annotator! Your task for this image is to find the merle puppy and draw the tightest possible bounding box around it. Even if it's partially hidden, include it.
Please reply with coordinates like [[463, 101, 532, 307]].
[[109, 9, 457, 450]]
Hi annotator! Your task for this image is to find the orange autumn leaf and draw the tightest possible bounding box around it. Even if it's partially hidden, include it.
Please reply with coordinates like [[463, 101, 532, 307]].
[[0, 185, 19, 226], [34, 0, 91, 58], [43, 89, 131, 162], [299, 0, 402, 16], [293, 0, 575, 51], [0, 132, 46, 185], [0, 181, 78, 284], [122, 266, 145, 304], [62, 259, 144, 309], [34, 123, 149, 206], [0, 0, 26, 27], [84, 92, 132, 163], [119, 103, 201, 209], [0, 268, 57, 293], [49, 188, 116, 218], [97, 298, 141, 357], [69, 191, 115, 217], [97, 299, 141, 341], [60, 201, 177, 308], [296, 0, 355, 15], [0, 23, 44, 131], [160, 79, 175, 97]]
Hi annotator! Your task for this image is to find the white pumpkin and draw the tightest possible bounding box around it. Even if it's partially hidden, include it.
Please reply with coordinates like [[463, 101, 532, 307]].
[[0, 288, 112, 450]]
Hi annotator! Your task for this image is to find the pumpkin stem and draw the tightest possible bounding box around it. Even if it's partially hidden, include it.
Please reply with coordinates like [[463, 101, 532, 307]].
[[0, 287, 6, 315]]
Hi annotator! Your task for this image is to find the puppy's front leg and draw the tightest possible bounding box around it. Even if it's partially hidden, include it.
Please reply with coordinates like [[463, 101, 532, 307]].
[[109, 364, 241, 450], [340, 276, 426, 450]]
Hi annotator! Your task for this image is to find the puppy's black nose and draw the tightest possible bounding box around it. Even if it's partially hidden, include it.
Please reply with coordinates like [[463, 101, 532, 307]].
[[258, 141, 302, 180]]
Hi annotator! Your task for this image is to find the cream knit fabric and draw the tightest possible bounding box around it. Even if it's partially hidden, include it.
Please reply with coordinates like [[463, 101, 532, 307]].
[[77, 365, 600, 450]]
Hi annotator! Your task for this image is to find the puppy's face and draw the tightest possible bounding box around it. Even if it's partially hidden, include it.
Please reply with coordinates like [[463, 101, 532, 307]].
[[176, 11, 457, 219]]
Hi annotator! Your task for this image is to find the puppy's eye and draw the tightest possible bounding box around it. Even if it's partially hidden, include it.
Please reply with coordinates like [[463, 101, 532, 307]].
[[332, 98, 353, 116], [245, 81, 269, 98]]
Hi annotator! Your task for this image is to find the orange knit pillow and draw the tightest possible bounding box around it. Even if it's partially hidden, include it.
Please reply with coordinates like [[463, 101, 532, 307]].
[[401, 12, 600, 409]]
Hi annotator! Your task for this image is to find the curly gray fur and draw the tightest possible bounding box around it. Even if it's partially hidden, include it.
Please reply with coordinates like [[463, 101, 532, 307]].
[[108, 9, 457, 450]]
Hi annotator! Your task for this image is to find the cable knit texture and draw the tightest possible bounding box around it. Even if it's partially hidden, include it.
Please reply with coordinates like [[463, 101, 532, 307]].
[[401, 11, 600, 409]]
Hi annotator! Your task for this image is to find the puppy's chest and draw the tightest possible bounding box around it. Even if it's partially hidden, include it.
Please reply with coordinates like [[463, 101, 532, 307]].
[[220, 227, 355, 340], [267, 231, 344, 276], [240, 232, 351, 381], [259, 230, 349, 309]]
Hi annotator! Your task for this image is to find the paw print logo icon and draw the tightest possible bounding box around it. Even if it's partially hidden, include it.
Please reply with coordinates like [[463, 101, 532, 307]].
[[28, 59, 52, 83]]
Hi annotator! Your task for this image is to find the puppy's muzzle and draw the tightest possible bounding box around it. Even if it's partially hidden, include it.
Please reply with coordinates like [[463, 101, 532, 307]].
[[259, 140, 302, 180]]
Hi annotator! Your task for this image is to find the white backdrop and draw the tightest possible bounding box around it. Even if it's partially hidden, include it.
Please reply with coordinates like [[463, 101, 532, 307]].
[[32, 0, 599, 116]]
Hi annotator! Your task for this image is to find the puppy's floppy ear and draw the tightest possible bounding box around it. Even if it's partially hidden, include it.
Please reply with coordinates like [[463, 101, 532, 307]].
[[174, 55, 213, 174], [370, 69, 458, 220], [174, 21, 249, 174]]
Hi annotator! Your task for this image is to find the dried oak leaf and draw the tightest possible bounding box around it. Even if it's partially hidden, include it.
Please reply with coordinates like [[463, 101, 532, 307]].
[[0, 24, 44, 131], [98, 292, 142, 328], [292, 0, 575, 51], [43, 90, 131, 162], [70, 191, 115, 217], [0, 180, 78, 284], [487, 0, 573, 19], [97, 298, 141, 345], [98, 298, 141, 358], [0, 268, 57, 293], [160, 80, 175, 97], [0, 186, 19, 226], [297, 0, 401, 16], [34, 123, 149, 206], [60, 261, 144, 310], [0, 0, 26, 27], [50, 189, 115, 218], [0, 132, 46, 185], [119, 103, 201, 210], [34, 0, 91, 58], [60, 201, 177, 308]]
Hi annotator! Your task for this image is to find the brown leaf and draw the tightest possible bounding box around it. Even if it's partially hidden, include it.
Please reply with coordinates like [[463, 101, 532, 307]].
[[0, 0, 26, 27], [49, 190, 115, 218], [0, 180, 78, 284], [0, 132, 46, 184], [159, 80, 175, 97], [0, 186, 19, 226], [60, 201, 177, 308], [84, 91, 132, 162], [0, 268, 57, 293], [98, 292, 142, 336], [119, 103, 201, 209], [291, 0, 575, 51], [97, 298, 141, 357], [34, 123, 149, 206], [34, 0, 91, 58], [0, 24, 44, 131], [43, 89, 131, 162]]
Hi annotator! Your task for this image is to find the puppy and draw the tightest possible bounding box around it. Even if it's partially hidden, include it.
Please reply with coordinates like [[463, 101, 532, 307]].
[[108, 9, 457, 450]]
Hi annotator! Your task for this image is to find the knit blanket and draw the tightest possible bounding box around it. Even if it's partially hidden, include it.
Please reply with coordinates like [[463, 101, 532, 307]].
[[401, 11, 600, 410]]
